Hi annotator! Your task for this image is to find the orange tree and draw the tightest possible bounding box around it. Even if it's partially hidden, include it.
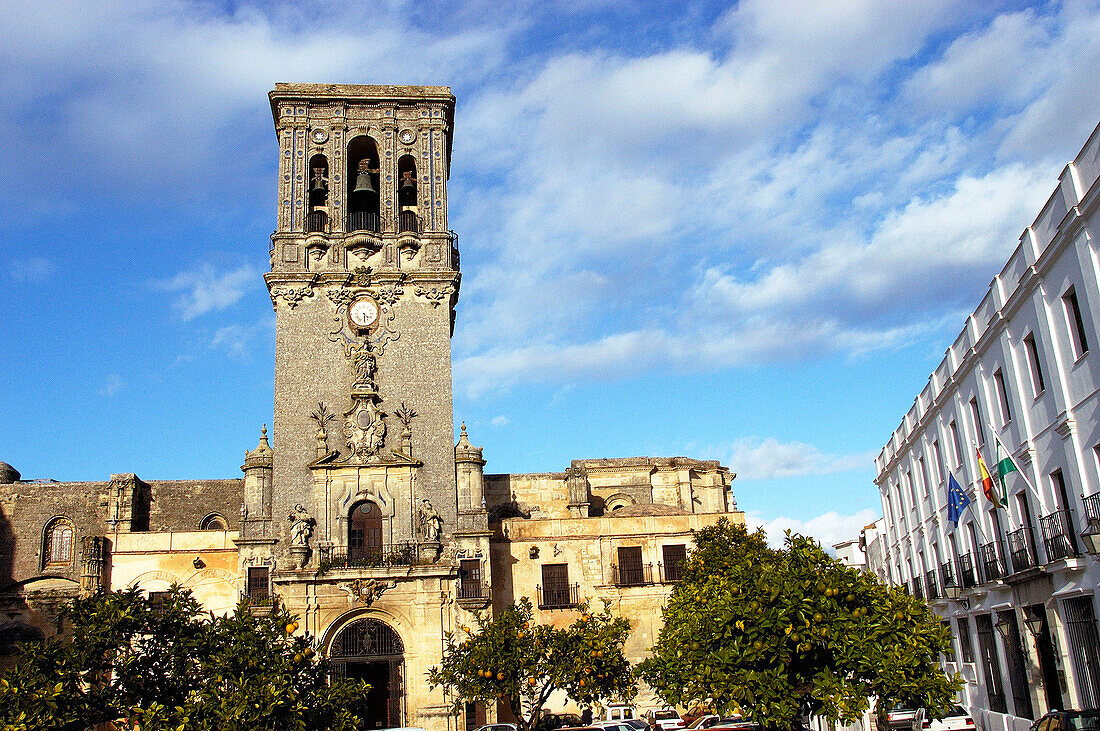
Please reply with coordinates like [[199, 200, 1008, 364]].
[[638, 520, 961, 731], [0, 587, 370, 731], [428, 598, 635, 731]]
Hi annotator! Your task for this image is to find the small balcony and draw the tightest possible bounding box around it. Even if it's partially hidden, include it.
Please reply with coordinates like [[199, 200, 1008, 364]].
[[1006, 526, 1038, 573], [957, 552, 978, 588], [305, 210, 329, 233], [1040, 509, 1079, 562], [398, 210, 419, 234], [321, 542, 426, 571], [940, 560, 958, 595], [612, 563, 654, 587], [911, 575, 924, 600], [658, 560, 683, 583], [537, 583, 579, 609], [924, 569, 939, 600], [979, 541, 1005, 581], [346, 211, 381, 233]]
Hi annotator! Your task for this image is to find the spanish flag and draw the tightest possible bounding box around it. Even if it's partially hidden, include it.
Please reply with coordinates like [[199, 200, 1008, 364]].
[[976, 447, 1002, 508]]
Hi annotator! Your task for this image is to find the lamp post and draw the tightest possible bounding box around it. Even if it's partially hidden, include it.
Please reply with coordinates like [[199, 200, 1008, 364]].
[[1023, 608, 1045, 639], [994, 614, 1014, 641]]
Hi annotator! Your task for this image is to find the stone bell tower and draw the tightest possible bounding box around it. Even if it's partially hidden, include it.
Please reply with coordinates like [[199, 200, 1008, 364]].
[[258, 84, 461, 570]]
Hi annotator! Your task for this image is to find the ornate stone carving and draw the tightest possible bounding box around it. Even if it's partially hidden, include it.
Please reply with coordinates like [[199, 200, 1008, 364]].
[[415, 284, 454, 308], [271, 280, 317, 309], [375, 282, 405, 305], [394, 403, 417, 455], [351, 343, 377, 391], [417, 498, 443, 542], [308, 402, 336, 456], [338, 578, 395, 607], [343, 398, 386, 460]]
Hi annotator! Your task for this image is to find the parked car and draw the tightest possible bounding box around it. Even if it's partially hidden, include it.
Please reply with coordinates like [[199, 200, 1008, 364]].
[[618, 721, 649, 731], [605, 705, 639, 723], [476, 725, 518, 731], [688, 717, 744, 730], [592, 723, 635, 731], [646, 710, 685, 731], [922, 706, 977, 731], [877, 704, 922, 731], [1030, 709, 1100, 731]]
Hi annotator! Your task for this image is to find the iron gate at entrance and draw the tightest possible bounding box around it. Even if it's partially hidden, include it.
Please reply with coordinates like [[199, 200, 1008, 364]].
[[330, 618, 405, 728]]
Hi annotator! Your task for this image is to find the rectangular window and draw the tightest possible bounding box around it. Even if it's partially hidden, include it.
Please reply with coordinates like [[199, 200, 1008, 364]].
[[1063, 288, 1090, 358], [247, 566, 270, 602], [459, 559, 483, 599], [662, 544, 687, 582], [994, 369, 1012, 425], [540, 564, 574, 608], [616, 546, 646, 586], [957, 617, 975, 663], [148, 591, 171, 614], [950, 421, 964, 468], [1024, 334, 1046, 396], [970, 398, 985, 446], [919, 455, 931, 496], [932, 440, 945, 484], [906, 470, 916, 505], [1063, 596, 1100, 709]]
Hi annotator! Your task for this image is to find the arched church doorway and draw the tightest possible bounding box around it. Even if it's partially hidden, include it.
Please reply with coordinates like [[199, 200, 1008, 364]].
[[330, 617, 404, 728], [349, 501, 383, 561]]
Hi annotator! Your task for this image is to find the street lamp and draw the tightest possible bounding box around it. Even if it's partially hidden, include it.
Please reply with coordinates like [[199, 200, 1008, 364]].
[[1022, 607, 1045, 638], [1080, 517, 1100, 555], [994, 614, 1014, 641]]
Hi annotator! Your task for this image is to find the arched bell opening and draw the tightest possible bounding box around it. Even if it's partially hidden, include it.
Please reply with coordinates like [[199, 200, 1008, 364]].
[[347, 137, 380, 233], [306, 154, 329, 233], [329, 617, 405, 729], [396, 155, 418, 234], [349, 500, 383, 563]]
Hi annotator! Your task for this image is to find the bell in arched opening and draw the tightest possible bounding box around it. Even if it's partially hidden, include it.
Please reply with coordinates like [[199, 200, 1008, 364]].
[[353, 159, 378, 197], [310, 166, 329, 196]]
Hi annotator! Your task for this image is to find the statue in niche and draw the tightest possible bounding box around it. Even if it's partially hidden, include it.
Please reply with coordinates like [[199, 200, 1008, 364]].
[[288, 504, 314, 547], [418, 499, 443, 542]]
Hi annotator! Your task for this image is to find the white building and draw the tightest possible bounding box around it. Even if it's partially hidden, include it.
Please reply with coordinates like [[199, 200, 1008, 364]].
[[874, 120, 1100, 731]]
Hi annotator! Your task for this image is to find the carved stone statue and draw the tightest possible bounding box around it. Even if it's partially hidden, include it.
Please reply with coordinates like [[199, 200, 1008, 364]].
[[352, 343, 377, 391], [418, 499, 443, 542]]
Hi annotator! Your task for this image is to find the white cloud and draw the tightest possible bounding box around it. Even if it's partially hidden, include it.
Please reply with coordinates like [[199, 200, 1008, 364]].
[[8, 257, 54, 282], [99, 373, 124, 396], [490, 415, 509, 427], [745, 508, 881, 551], [210, 318, 275, 359], [724, 438, 873, 481], [158, 265, 257, 321]]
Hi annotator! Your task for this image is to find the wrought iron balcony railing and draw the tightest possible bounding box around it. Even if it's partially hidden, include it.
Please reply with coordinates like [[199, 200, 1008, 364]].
[[924, 569, 939, 600], [1040, 509, 1079, 562], [911, 575, 924, 600], [979, 541, 1005, 581], [322, 542, 425, 570], [940, 560, 958, 593], [458, 581, 489, 600], [537, 583, 579, 609], [612, 563, 654, 587], [1006, 526, 1038, 573], [346, 211, 380, 233], [305, 210, 328, 233], [398, 210, 419, 233], [957, 552, 978, 588], [658, 560, 684, 583]]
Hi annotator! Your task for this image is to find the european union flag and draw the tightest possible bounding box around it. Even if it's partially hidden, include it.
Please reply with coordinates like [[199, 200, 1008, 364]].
[[947, 473, 972, 525]]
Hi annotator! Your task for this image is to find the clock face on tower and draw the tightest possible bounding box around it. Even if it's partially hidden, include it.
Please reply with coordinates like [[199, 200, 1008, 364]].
[[348, 296, 379, 331]]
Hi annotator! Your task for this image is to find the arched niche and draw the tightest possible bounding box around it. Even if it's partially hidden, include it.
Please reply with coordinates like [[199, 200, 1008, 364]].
[[396, 155, 418, 233], [346, 136, 380, 233]]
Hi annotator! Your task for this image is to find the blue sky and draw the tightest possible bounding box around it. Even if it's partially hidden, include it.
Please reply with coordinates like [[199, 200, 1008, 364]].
[[2, 0, 1099, 547]]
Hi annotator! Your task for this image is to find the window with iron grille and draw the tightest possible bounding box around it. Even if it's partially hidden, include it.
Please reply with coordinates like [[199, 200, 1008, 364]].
[[247, 566, 270, 601], [662, 544, 687, 582], [998, 611, 1034, 719], [541, 564, 572, 607], [616, 546, 644, 586], [1063, 596, 1100, 709], [43, 518, 74, 568], [956, 617, 974, 663], [459, 559, 483, 599], [149, 591, 171, 614], [976, 614, 1007, 713]]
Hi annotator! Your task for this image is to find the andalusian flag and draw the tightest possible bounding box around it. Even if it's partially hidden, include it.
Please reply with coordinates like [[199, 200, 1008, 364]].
[[975, 447, 1002, 508], [995, 438, 1020, 492]]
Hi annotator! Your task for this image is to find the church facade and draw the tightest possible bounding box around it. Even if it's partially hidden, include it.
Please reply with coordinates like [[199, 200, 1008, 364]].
[[0, 84, 744, 730]]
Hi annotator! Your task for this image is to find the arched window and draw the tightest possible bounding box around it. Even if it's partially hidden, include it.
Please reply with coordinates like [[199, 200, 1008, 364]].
[[346, 137, 380, 233], [306, 154, 329, 233], [200, 513, 228, 531], [396, 155, 418, 233], [349, 501, 383, 561], [43, 518, 74, 568]]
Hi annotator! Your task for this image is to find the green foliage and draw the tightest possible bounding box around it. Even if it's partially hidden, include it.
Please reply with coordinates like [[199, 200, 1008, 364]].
[[428, 599, 635, 731], [638, 520, 962, 731], [0, 587, 371, 731]]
